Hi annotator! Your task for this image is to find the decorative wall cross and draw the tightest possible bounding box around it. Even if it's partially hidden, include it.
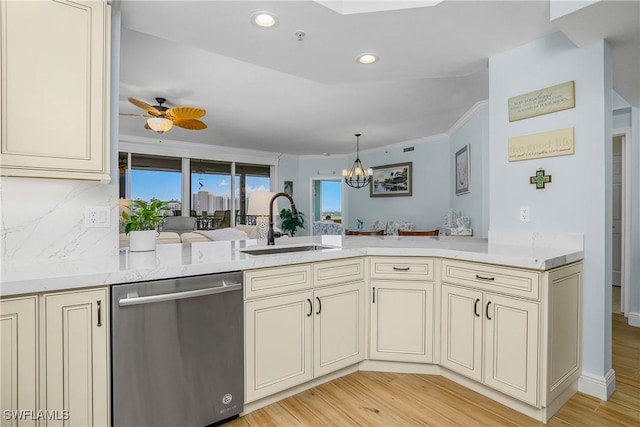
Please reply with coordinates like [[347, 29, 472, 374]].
[[530, 168, 552, 189]]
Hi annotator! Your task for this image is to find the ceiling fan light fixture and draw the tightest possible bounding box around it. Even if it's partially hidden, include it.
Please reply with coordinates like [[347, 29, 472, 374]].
[[147, 117, 173, 134], [251, 11, 279, 28], [357, 53, 378, 65]]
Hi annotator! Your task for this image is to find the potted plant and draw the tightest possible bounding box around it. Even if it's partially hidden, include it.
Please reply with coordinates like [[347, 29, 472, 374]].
[[121, 199, 169, 251], [279, 208, 305, 237]]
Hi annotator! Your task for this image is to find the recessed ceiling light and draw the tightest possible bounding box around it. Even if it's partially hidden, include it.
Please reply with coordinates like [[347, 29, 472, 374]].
[[357, 53, 379, 64], [251, 11, 279, 28]]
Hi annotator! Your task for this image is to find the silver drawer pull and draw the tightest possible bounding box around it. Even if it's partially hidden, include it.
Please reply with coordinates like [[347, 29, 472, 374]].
[[475, 274, 495, 281], [393, 266, 411, 271]]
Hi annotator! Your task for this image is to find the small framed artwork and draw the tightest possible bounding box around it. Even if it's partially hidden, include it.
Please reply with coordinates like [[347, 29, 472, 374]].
[[370, 162, 412, 197], [455, 145, 470, 195], [284, 180, 293, 195]]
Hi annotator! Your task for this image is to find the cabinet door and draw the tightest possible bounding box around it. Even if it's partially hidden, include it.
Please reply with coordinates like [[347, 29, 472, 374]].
[[0, 0, 110, 180], [484, 293, 539, 406], [370, 280, 433, 363], [314, 282, 365, 377], [245, 291, 313, 403], [1, 296, 38, 427], [42, 288, 109, 427], [440, 285, 483, 381]]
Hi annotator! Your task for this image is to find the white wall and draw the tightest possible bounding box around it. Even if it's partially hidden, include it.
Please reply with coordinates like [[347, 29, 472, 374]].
[[630, 106, 640, 325], [449, 103, 489, 237], [489, 32, 613, 398], [280, 135, 452, 234]]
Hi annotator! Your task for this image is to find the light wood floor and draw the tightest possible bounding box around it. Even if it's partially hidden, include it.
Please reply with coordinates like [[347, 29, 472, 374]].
[[229, 314, 639, 426]]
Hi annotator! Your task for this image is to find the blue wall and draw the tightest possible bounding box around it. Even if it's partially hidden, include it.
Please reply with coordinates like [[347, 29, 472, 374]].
[[489, 32, 613, 397]]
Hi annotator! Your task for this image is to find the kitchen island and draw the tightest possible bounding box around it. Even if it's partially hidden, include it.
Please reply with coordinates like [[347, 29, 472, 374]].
[[0, 231, 582, 296], [1, 231, 583, 425]]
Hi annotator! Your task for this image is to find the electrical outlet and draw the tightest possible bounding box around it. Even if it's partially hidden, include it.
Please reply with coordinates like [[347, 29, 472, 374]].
[[519, 206, 530, 222], [85, 206, 111, 228]]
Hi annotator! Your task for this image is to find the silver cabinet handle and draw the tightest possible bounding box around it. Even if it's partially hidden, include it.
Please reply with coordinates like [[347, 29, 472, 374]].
[[97, 300, 102, 327], [476, 274, 495, 281], [119, 283, 242, 306], [393, 266, 410, 271]]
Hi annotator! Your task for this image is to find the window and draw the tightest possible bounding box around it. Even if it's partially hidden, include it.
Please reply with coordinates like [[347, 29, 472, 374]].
[[236, 163, 270, 224], [119, 153, 182, 215], [119, 152, 272, 223], [191, 159, 233, 216], [313, 179, 342, 223]]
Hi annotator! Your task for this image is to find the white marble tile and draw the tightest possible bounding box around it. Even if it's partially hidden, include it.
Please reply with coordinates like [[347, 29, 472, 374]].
[[488, 230, 583, 251], [0, 233, 584, 296], [0, 177, 119, 262]]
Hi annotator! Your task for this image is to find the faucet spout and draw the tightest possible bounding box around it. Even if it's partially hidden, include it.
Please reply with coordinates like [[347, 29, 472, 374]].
[[268, 192, 297, 245]]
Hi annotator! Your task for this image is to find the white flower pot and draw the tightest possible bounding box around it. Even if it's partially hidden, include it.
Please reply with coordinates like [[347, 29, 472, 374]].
[[128, 230, 159, 252]]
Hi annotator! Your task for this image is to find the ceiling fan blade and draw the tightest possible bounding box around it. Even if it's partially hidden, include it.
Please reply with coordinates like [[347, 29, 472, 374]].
[[128, 97, 160, 115], [173, 119, 207, 130], [120, 113, 153, 117], [166, 106, 206, 120]]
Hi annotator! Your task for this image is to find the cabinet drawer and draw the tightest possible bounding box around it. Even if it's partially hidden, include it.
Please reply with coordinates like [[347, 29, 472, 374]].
[[244, 264, 312, 299], [370, 257, 434, 281], [314, 257, 365, 288], [441, 260, 540, 299]]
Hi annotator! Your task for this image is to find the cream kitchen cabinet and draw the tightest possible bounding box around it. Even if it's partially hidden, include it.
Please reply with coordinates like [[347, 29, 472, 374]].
[[244, 258, 365, 403], [0, 0, 110, 180], [1, 296, 39, 427], [440, 260, 581, 409], [369, 257, 434, 363], [0, 288, 109, 427], [42, 288, 110, 427], [245, 290, 313, 403], [441, 284, 539, 404]]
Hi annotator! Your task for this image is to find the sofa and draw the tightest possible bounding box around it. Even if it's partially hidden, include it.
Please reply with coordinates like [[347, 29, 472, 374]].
[[312, 221, 344, 235], [371, 220, 414, 235], [161, 216, 197, 234]]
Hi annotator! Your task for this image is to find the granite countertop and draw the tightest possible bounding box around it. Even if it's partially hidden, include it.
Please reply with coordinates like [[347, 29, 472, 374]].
[[0, 232, 584, 297]]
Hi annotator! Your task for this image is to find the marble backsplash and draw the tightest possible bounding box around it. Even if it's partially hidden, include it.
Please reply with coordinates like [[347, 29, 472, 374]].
[[0, 177, 119, 263]]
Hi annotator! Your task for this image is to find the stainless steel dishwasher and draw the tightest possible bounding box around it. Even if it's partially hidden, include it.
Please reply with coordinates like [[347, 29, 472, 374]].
[[111, 272, 243, 427]]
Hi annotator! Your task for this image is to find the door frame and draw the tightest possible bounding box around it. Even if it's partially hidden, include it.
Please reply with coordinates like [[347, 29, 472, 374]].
[[309, 176, 346, 233], [614, 127, 632, 316]]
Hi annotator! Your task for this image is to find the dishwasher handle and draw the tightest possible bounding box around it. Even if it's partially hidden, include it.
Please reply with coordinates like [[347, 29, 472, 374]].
[[119, 283, 242, 306]]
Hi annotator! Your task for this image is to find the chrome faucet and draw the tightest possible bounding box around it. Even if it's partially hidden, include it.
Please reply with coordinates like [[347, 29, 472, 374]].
[[268, 192, 298, 245]]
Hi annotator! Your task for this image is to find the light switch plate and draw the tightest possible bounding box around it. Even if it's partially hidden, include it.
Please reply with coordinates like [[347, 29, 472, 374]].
[[519, 206, 530, 222]]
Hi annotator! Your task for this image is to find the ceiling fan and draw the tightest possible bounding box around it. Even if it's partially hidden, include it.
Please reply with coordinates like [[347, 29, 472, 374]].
[[122, 97, 207, 134]]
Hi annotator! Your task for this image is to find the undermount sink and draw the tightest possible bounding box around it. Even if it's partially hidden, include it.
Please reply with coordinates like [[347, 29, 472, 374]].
[[240, 244, 334, 256]]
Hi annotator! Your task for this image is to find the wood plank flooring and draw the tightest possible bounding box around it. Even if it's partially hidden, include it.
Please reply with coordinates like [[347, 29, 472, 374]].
[[229, 314, 639, 426]]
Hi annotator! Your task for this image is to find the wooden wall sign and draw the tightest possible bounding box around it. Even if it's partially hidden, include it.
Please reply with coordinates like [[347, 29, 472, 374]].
[[508, 128, 574, 162], [508, 81, 575, 122]]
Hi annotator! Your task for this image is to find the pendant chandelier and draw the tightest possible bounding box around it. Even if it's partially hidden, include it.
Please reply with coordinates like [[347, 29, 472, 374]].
[[342, 133, 372, 189]]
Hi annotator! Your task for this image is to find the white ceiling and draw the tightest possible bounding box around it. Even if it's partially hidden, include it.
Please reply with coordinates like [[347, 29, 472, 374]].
[[118, 0, 640, 156]]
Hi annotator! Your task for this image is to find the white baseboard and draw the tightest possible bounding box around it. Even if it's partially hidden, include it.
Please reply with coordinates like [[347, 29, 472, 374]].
[[628, 311, 640, 327], [578, 369, 616, 400]]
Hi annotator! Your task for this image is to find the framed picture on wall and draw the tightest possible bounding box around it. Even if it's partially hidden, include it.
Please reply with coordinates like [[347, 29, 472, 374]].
[[455, 145, 470, 195], [284, 180, 293, 195], [370, 162, 412, 197]]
